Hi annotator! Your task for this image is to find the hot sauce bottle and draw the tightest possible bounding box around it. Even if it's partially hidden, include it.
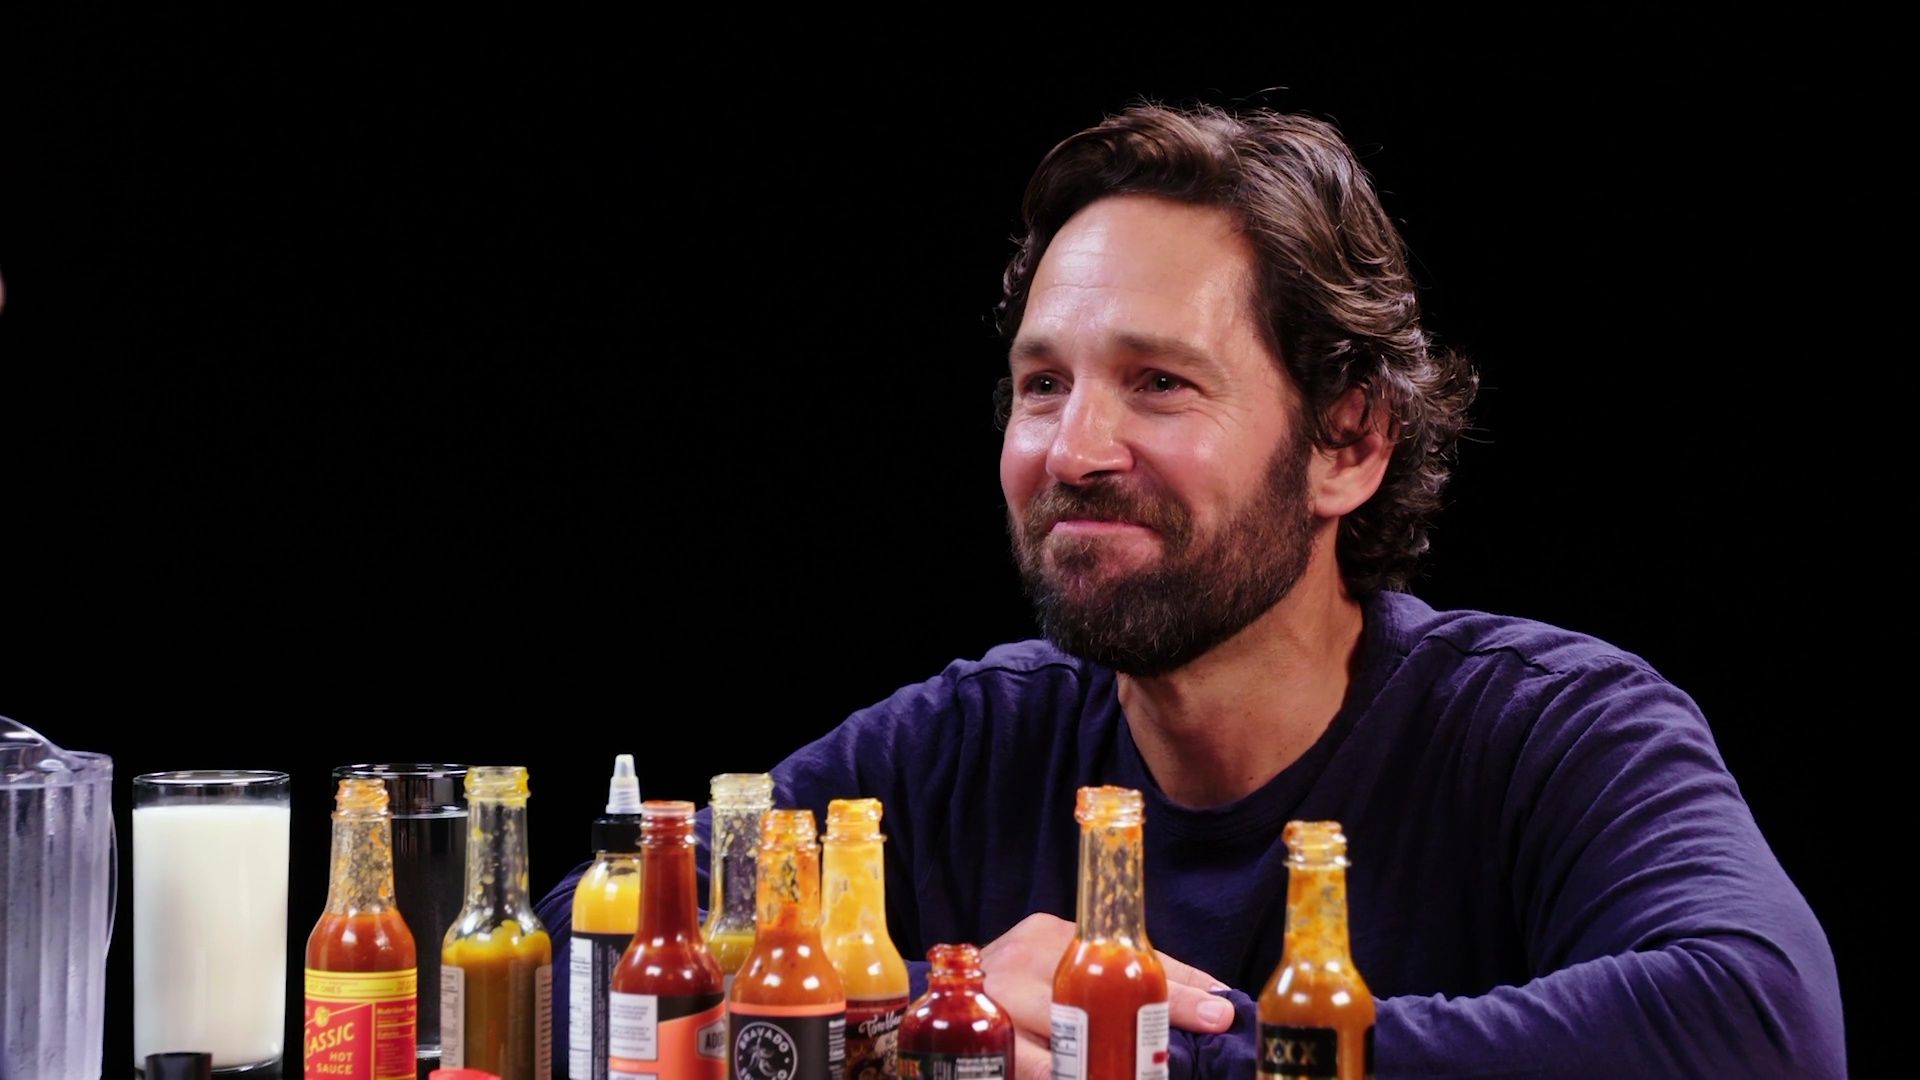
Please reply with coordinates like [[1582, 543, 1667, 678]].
[[569, 754, 643, 1080], [305, 777, 419, 1080], [898, 944, 1013, 1080], [1257, 821, 1374, 1080], [701, 772, 773, 986], [820, 798, 909, 1079], [1050, 786, 1168, 1080], [607, 800, 727, 1079], [729, 808, 847, 1080], [440, 766, 553, 1080]]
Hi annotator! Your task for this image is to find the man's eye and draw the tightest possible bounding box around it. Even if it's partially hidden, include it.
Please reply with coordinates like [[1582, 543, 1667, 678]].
[[1023, 375, 1062, 395], [1144, 373, 1186, 393]]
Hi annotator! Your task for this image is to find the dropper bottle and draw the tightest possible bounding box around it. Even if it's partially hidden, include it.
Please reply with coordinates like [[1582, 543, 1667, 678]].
[[567, 754, 643, 1080]]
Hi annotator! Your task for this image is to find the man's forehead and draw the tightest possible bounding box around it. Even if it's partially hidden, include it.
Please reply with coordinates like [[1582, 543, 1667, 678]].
[[1036, 195, 1248, 292], [1016, 196, 1263, 364]]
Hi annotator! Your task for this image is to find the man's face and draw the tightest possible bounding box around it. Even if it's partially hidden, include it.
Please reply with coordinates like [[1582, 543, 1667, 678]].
[[1000, 195, 1317, 675]]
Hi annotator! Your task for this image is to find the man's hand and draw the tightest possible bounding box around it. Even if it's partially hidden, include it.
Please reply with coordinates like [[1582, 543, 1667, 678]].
[[979, 912, 1237, 1080]]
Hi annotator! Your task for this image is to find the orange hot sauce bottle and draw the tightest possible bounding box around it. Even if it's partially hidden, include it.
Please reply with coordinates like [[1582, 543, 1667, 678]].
[[1257, 821, 1374, 1080], [607, 800, 727, 1079], [439, 766, 553, 1080], [820, 798, 910, 1078], [729, 808, 847, 1080], [1050, 786, 1168, 1080], [305, 777, 419, 1080]]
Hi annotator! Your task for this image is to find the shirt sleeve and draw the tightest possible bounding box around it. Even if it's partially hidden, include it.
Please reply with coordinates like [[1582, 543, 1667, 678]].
[[1376, 660, 1844, 1077], [1171, 989, 1259, 1079]]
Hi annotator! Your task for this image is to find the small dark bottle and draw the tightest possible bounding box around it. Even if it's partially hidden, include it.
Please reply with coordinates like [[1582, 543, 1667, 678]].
[[898, 944, 1015, 1079]]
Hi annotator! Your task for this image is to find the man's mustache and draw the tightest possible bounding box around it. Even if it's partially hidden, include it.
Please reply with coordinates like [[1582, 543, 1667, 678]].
[[1023, 482, 1192, 543]]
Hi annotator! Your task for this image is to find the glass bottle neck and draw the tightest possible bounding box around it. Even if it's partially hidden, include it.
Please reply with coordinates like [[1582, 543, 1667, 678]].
[[927, 945, 987, 990], [1075, 822, 1148, 947], [820, 836, 886, 937], [1283, 862, 1355, 960], [639, 829, 701, 940], [462, 797, 534, 919], [757, 844, 821, 932], [926, 972, 988, 992], [706, 802, 764, 935], [324, 810, 398, 914]]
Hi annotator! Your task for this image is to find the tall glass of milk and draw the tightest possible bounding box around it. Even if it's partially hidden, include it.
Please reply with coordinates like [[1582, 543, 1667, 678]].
[[134, 770, 290, 1075]]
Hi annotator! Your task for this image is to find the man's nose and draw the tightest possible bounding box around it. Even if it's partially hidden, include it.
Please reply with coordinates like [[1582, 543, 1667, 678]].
[[1046, 384, 1133, 486]]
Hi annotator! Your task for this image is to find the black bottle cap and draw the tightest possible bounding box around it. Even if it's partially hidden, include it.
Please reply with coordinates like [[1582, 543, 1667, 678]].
[[593, 813, 643, 852]]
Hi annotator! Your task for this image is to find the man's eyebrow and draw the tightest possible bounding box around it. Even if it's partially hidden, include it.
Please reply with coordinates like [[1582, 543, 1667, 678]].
[[1009, 333, 1225, 377], [1009, 338, 1055, 367], [1114, 332, 1225, 378]]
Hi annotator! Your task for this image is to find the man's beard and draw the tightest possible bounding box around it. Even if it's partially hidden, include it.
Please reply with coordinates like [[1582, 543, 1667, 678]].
[[1010, 433, 1317, 676]]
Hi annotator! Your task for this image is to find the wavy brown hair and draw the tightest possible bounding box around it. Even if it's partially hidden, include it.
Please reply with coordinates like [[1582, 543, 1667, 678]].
[[997, 103, 1478, 595]]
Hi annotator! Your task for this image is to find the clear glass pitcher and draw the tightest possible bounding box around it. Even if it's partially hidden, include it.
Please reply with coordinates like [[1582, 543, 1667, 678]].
[[0, 715, 116, 1079]]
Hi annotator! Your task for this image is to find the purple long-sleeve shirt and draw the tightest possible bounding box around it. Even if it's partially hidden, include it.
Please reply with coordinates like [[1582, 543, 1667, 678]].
[[536, 590, 1843, 1076]]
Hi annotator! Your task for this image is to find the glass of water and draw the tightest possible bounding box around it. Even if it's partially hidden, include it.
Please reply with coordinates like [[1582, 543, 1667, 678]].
[[333, 763, 469, 1069]]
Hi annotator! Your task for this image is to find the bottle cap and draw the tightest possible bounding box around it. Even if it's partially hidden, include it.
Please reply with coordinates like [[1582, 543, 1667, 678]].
[[606, 753, 641, 813], [590, 754, 645, 850]]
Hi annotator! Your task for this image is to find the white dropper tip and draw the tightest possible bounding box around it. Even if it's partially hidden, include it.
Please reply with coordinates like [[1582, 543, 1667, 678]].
[[606, 753, 642, 814]]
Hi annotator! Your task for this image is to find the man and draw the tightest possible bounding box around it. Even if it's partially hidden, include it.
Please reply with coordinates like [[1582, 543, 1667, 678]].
[[538, 104, 1842, 1076]]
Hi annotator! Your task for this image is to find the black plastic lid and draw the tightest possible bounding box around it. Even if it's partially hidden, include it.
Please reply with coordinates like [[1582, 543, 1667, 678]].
[[593, 813, 643, 852], [144, 1052, 213, 1080]]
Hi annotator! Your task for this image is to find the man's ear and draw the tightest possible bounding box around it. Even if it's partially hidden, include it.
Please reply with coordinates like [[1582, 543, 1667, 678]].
[[1311, 385, 1395, 519]]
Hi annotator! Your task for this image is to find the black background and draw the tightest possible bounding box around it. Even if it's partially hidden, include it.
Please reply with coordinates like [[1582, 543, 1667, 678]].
[[1, 12, 1883, 1076]]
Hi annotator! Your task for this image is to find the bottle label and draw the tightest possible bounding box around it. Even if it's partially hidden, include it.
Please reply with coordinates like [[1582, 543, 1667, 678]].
[[303, 968, 418, 1080], [535, 963, 554, 1080], [439, 959, 553, 1077], [571, 931, 634, 1080], [729, 1002, 847, 1080], [846, 997, 907, 1080], [901, 1050, 1011, 1079], [1135, 1001, 1169, 1080], [440, 965, 465, 1066], [1260, 1024, 1373, 1078], [1049, 1003, 1088, 1080], [608, 992, 726, 1079]]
